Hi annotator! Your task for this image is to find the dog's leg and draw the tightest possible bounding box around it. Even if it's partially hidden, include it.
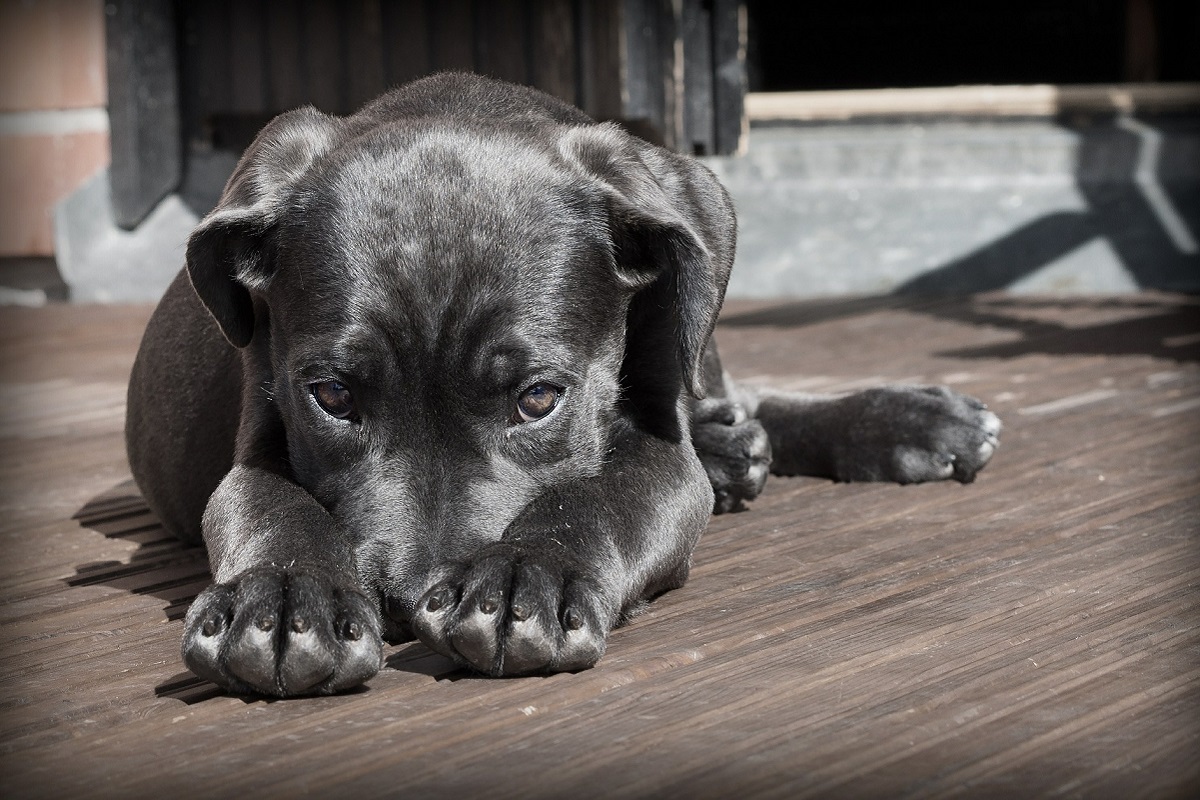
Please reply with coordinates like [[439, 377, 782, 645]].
[[691, 339, 1000, 490], [747, 383, 1001, 485], [126, 271, 242, 544], [410, 420, 712, 677], [181, 465, 384, 696]]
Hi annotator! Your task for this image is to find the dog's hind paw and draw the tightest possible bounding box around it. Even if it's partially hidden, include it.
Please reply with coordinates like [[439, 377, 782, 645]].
[[181, 566, 383, 697], [411, 541, 614, 676], [825, 385, 1001, 484], [691, 398, 772, 513]]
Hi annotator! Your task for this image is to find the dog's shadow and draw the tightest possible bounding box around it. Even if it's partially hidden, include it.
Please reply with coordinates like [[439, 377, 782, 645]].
[[70, 479, 210, 624], [71, 480, 465, 703], [70, 480, 224, 702]]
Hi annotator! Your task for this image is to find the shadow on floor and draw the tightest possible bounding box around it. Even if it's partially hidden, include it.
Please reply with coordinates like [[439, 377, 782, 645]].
[[70, 481, 468, 702], [70, 480, 220, 702], [895, 116, 1199, 295], [69, 479, 210, 623], [720, 295, 1200, 363], [929, 297, 1200, 362], [892, 116, 1199, 354], [721, 115, 1199, 361]]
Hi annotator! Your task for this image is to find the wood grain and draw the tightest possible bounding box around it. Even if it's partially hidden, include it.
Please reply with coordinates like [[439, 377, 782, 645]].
[[0, 294, 1196, 798]]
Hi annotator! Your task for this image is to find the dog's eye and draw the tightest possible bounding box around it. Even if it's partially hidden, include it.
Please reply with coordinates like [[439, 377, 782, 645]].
[[514, 383, 562, 423], [311, 380, 356, 420]]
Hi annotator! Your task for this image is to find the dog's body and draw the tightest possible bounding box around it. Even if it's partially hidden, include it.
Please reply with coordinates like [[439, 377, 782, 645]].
[[126, 73, 1000, 696]]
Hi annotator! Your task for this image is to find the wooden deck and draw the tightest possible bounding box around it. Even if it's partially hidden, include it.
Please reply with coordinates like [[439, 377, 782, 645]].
[[2, 294, 1198, 798]]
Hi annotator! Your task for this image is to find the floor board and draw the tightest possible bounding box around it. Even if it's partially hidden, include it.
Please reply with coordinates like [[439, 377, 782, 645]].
[[1, 294, 1197, 798]]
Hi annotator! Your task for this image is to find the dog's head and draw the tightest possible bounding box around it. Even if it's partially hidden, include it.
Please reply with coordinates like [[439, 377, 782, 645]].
[[185, 84, 735, 625]]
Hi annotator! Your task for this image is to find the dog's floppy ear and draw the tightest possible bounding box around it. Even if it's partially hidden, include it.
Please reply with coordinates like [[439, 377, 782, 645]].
[[560, 123, 736, 398], [187, 107, 344, 347]]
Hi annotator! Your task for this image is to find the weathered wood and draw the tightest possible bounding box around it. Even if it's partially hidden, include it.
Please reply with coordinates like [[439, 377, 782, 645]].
[[529, 0, 577, 105], [106, 0, 183, 229], [617, 0, 748, 155], [178, 1, 231, 142], [711, 0, 746, 154], [1, 295, 1196, 797], [344, 0, 387, 111], [228, 0, 268, 113], [576, 0, 623, 120], [476, 0, 529, 85], [380, 0, 431, 88], [302, 0, 345, 112], [265, 6, 307, 111], [430, 0, 475, 73], [171, 0, 747, 156], [682, 0, 715, 155], [622, 0, 672, 146]]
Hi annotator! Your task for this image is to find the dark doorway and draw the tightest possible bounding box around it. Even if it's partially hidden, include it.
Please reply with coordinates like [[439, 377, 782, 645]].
[[746, 0, 1200, 92]]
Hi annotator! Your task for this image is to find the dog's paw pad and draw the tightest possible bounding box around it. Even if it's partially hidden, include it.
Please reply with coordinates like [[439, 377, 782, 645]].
[[843, 386, 1001, 484], [412, 545, 611, 676], [182, 566, 383, 697]]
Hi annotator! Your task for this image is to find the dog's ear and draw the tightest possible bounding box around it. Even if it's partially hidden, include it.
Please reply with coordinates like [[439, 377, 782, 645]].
[[187, 107, 344, 347], [560, 123, 736, 398]]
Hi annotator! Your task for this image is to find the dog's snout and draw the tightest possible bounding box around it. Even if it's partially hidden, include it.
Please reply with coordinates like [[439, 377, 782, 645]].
[[385, 594, 416, 625], [381, 595, 420, 643]]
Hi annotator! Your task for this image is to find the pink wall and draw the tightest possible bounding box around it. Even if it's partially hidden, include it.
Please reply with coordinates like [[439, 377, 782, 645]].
[[0, 0, 110, 256]]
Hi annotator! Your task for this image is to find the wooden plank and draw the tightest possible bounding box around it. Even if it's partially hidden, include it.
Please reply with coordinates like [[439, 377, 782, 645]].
[[430, 0, 475, 73], [622, 0, 672, 146], [265, 4, 307, 111], [105, 0, 182, 228], [178, 0, 230, 144], [576, 0, 623, 121], [681, 0, 714, 155], [529, 0, 577, 105], [381, 0, 431, 87], [343, 0, 387, 111], [0, 295, 1197, 797], [228, 0, 268, 113], [475, 0, 529, 85], [301, 0, 344, 112], [745, 82, 1200, 122], [711, 0, 746, 155]]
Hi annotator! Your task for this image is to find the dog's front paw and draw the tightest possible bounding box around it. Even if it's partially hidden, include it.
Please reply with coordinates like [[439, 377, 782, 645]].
[[692, 398, 772, 513], [834, 386, 1001, 484], [182, 566, 383, 697], [411, 542, 614, 676]]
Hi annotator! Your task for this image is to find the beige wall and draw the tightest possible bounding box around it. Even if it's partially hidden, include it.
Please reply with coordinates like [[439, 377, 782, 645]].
[[0, 0, 110, 256]]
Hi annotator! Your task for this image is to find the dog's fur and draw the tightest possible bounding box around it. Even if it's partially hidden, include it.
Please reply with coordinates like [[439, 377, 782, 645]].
[[126, 73, 1000, 696]]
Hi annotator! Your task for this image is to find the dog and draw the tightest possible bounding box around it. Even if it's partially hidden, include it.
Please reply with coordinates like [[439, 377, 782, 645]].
[[125, 73, 1000, 697]]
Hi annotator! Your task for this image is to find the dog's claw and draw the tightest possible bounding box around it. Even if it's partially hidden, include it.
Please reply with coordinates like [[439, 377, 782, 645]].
[[816, 386, 1002, 484], [182, 566, 383, 697], [692, 398, 772, 514], [412, 543, 612, 676]]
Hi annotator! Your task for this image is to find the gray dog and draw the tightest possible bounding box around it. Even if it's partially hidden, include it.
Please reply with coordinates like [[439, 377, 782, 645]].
[[126, 73, 1000, 697]]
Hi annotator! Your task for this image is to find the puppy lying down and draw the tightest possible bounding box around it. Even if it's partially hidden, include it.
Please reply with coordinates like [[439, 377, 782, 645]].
[[126, 73, 1000, 697]]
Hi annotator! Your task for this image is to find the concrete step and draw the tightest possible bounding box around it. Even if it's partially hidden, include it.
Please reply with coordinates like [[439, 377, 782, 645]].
[[46, 115, 1200, 303], [705, 115, 1200, 296]]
